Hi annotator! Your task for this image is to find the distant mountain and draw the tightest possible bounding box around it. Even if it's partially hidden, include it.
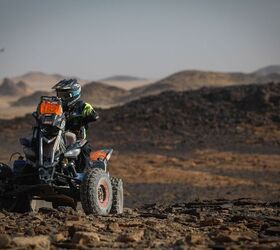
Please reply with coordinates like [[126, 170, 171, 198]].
[[100, 75, 146, 82], [11, 81, 129, 108], [81, 81, 128, 107], [11, 90, 52, 106], [254, 65, 280, 76], [128, 70, 280, 100], [4, 66, 280, 111], [8, 72, 87, 91], [0, 78, 32, 96]]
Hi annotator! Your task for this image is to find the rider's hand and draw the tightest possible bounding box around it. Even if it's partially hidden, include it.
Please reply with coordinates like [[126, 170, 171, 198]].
[[82, 103, 94, 117], [82, 103, 99, 123]]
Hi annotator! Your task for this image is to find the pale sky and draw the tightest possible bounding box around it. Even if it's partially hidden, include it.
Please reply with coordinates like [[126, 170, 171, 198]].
[[0, 0, 279, 79]]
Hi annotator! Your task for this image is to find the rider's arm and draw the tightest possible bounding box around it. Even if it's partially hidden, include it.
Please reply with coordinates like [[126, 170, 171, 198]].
[[82, 103, 99, 123]]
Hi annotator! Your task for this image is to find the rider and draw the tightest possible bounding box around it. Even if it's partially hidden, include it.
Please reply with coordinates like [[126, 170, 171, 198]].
[[52, 78, 99, 140], [52, 79, 99, 168]]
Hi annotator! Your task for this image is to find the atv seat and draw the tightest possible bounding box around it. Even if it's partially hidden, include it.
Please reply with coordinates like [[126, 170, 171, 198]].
[[65, 132, 77, 147]]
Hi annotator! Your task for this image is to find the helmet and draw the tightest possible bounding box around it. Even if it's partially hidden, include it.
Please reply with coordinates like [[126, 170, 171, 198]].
[[52, 79, 81, 109]]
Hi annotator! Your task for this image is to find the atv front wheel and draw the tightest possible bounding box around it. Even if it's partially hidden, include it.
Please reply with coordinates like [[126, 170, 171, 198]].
[[110, 177, 124, 214], [80, 168, 112, 215]]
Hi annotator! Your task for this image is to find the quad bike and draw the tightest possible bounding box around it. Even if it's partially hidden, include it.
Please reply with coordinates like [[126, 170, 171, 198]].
[[0, 96, 123, 214]]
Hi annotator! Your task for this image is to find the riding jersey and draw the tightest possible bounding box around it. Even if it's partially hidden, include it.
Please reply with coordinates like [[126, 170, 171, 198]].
[[65, 100, 99, 139]]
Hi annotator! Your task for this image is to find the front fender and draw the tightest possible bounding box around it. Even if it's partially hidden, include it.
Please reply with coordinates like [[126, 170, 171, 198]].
[[89, 149, 113, 172]]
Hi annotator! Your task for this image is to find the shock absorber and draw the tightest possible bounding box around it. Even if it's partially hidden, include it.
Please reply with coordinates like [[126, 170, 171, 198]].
[[68, 161, 77, 177]]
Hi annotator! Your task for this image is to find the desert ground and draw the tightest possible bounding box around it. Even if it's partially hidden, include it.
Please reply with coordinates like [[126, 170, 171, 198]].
[[0, 75, 280, 248], [0, 149, 279, 249]]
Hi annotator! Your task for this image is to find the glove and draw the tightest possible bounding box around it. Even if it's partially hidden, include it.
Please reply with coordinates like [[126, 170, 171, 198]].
[[82, 103, 99, 123], [82, 103, 94, 117]]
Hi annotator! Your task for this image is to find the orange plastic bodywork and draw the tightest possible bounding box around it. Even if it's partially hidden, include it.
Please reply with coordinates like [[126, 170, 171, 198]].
[[90, 150, 107, 161], [39, 100, 63, 116]]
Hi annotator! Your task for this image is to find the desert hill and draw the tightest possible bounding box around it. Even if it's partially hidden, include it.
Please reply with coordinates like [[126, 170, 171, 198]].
[[81, 81, 128, 107], [5, 72, 87, 91], [100, 76, 153, 90], [254, 65, 280, 76], [128, 70, 280, 100], [11, 90, 53, 106], [11, 72, 65, 91], [101, 75, 146, 82], [2, 66, 280, 118], [10, 81, 127, 108], [0, 78, 32, 96]]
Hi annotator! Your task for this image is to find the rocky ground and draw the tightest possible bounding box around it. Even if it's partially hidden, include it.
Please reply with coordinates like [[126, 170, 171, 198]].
[[0, 82, 280, 249], [0, 199, 279, 249]]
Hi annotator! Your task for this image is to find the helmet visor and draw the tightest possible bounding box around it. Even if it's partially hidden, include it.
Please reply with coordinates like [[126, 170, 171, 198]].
[[56, 90, 72, 100]]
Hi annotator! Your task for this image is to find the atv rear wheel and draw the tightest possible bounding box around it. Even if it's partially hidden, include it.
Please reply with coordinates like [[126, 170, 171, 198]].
[[0, 195, 32, 213], [80, 168, 112, 215], [0, 164, 32, 213], [110, 177, 124, 214]]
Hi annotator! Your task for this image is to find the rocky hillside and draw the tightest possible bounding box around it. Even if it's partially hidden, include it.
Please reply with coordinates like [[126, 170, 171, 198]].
[[0, 78, 32, 96], [2, 81, 280, 154], [86, 81, 280, 154]]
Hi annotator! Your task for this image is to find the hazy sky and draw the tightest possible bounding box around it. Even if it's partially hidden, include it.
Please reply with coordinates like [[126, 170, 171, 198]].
[[0, 0, 279, 79]]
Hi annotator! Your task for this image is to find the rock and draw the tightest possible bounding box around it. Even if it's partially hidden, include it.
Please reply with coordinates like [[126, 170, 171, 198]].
[[123, 208, 139, 217], [108, 222, 121, 233], [118, 229, 144, 242], [53, 233, 65, 242], [200, 217, 223, 226], [0, 212, 5, 219], [219, 225, 235, 232], [57, 206, 75, 213], [188, 234, 204, 244], [72, 231, 100, 245], [184, 208, 201, 218], [38, 207, 57, 214], [66, 214, 81, 221], [231, 215, 246, 222], [212, 233, 239, 243], [68, 224, 92, 238], [25, 228, 36, 236], [265, 227, 280, 236], [13, 235, 50, 250], [0, 234, 11, 248]]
